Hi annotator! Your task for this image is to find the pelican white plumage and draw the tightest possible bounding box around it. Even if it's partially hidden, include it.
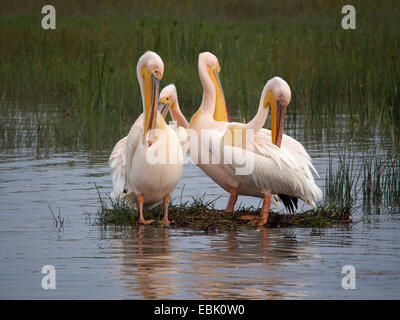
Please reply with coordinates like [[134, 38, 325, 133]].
[[189, 52, 321, 225], [109, 51, 184, 225], [220, 77, 322, 224], [158, 84, 190, 154], [109, 135, 129, 200], [188, 52, 235, 194], [188, 52, 275, 210], [109, 97, 173, 200], [158, 84, 189, 129]]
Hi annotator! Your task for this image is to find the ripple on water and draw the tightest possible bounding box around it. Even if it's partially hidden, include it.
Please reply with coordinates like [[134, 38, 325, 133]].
[[0, 113, 399, 299]]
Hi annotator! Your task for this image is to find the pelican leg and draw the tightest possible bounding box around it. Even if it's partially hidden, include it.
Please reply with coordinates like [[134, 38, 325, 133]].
[[138, 194, 155, 224], [257, 195, 271, 226], [225, 188, 239, 213], [240, 195, 271, 225], [161, 194, 171, 226]]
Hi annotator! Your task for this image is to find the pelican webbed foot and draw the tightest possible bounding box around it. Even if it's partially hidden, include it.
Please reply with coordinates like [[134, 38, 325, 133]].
[[139, 218, 155, 225], [239, 195, 271, 226]]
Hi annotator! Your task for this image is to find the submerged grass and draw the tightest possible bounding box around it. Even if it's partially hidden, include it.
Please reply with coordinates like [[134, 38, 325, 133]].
[[49, 205, 69, 230], [0, 0, 399, 152]]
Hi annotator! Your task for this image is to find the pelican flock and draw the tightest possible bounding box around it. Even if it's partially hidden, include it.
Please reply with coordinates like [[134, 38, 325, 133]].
[[109, 50, 321, 226]]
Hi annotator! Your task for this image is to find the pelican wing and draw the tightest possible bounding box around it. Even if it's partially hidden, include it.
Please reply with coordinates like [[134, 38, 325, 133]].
[[109, 136, 127, 199], [176, 126, 189, 155], [108, 113, 144, 200], [221, 124, 322, 206], [256, 128, 319, 178], [229, 120, 319, 178], [125, 113, 145, 189]]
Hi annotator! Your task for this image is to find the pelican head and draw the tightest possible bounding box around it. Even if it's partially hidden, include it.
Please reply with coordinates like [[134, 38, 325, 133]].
[[158, 84, 178, 120], [199, 52, 230, 122], [137, 51, 164, 140], [261, 76, 291, 147]]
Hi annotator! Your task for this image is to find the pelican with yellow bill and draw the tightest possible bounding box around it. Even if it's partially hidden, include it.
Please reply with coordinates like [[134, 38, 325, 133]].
[[220, 77, 322, 225], [109, 51, 185, 225], [268, 89, 288, 148], [189, 55, 322, 225]]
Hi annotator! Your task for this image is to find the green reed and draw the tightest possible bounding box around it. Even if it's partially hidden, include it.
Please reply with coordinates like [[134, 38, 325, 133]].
[[325, 151, 360, 214], [324, 149, 400, 212], [0, 0, 399, 152], [362, 152, 400, 207]]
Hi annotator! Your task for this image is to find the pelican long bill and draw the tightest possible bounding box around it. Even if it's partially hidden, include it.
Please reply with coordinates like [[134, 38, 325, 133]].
[[143, 71, 160, 144], [265, 90, 286, 148]]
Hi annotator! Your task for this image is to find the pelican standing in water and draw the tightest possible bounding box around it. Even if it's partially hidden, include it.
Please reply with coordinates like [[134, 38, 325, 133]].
[[109, 51, 184, 225], [189, 52, 321, 225]]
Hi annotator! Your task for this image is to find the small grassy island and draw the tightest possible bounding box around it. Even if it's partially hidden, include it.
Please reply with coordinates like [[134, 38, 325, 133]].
[[97, 194, 352, 231]]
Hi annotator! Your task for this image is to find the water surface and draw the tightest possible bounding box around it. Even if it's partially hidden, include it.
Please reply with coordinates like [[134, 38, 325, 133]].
[[0, 113, 399, 299]]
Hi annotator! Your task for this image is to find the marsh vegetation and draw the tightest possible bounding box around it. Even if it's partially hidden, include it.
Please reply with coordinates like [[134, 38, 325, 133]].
[[1, 0, 399, 227], [1, 0, 399, 151], [97, 150, 400, 229], [96, 191, 353, 231], [2, 1, 400, 300]]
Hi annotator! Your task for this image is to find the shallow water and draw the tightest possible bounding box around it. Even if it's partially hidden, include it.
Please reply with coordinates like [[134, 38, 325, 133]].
[[0, 113, 400, 299]]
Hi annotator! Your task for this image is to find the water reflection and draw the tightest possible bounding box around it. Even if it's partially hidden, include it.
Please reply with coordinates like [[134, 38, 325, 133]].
[[109, 227, 179, 299], [108, 227, 314, 299], [1, 109, 400, 299]]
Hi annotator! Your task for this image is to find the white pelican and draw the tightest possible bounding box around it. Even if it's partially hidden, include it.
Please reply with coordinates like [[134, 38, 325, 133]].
[[158, 84, 190, 153], [158, 84, 189, 129], [109, 94, 171, 200], [189, 52, 321, 225], [188, 52, 236, 198], [188, 52, 271, 211], [109, 51, 184, 225], [220, 77, 322, 224]]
